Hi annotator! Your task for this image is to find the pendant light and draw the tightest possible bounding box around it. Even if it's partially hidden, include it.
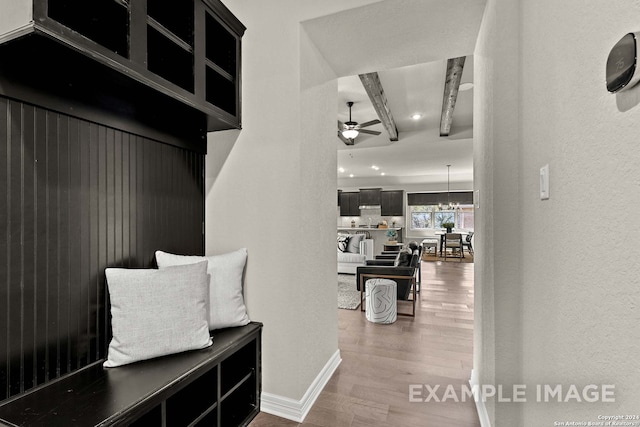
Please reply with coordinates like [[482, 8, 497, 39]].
[[438, 164, 459, 210]]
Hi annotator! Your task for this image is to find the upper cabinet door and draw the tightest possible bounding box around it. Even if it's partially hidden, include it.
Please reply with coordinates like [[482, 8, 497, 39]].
[[339, 192, 360, 216], [381, 190, 404, 216]]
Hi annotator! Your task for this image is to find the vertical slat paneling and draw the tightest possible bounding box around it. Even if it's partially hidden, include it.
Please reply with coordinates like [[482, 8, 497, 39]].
[[0, 98, 9, 402], [88, 123, 99, 362], [46, 110, 59, 380], [57, 115, 70, 377], [0, 96, 204, 402], [67, 117, 80, 372], [8, 100, 23, 397], [78, 120, 91, 368], [34, 106, 48, 387], [21, 104, 35, 392]]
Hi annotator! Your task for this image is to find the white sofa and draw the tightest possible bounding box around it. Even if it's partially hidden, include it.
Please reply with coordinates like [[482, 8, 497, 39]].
[[337, 234, 374, 274]]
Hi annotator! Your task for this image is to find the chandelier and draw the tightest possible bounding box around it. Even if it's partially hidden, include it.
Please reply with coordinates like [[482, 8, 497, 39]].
[[438, 164, 459, 211]]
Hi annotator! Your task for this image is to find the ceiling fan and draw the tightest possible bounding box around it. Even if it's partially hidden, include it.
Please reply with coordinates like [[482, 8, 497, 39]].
[[337, 101, 381, 145]]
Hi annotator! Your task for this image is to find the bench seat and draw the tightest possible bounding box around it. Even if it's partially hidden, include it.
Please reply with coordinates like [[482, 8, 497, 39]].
[[0, 322, 262, 427]]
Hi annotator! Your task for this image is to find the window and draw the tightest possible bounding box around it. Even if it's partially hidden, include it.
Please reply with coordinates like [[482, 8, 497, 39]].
[[409, 204, 474, 230], [435, 211, 455, 228], [410, 205, 432, 229]]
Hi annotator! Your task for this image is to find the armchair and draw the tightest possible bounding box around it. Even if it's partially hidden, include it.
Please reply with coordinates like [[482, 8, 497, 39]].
[[356, 248, 420, 316], [366, 241, 422, 289]]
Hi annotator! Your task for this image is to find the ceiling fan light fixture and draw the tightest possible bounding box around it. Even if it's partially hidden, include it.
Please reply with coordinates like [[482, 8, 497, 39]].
[[342, 102, 360, 139], [342, 128, 359, 139]]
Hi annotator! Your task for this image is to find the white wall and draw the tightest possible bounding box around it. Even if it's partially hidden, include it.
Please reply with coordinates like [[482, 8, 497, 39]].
[[205, 0, 379, 406], [475, 0, 640, 425]]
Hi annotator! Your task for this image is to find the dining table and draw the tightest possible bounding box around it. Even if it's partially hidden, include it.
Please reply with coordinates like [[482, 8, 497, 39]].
[[433, 230, 470, 257]]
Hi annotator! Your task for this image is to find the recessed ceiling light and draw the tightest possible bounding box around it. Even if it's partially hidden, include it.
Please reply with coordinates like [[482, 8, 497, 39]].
[[371, 165, 379, 170], [459, 82, 474, 91], [338, 167, 345, 173], [411, 113, 422, 120], [349, 174, 354, 178], [381, 172, 386, 176]]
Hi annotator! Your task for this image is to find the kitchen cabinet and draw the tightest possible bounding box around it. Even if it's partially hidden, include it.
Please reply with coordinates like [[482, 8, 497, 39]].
[[381, 190, 404, 216], [339, 192, 360, 216], [358, 188, 381, 206]]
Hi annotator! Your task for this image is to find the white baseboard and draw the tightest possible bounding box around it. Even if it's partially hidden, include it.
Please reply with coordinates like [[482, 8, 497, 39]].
[[470, 369, 492, 427], [260, 350, 341, 423]]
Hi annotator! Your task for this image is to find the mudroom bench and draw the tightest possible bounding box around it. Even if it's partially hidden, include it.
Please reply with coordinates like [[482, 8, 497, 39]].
[[0, 322, 262, 427]]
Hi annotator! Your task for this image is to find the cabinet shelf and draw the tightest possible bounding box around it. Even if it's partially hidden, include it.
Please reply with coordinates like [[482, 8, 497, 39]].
[[147, 17, 194, 53], [221, 370, 254, 401], [147, 0, 194, 47], [147, 24, 195, 93]]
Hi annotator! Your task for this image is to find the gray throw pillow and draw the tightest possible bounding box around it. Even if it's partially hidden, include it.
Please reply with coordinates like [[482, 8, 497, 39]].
[[394, 248, 412, 267], [155, 249, 250, 330], [104, 261, 212, 368], [346, 233, 364, 253]]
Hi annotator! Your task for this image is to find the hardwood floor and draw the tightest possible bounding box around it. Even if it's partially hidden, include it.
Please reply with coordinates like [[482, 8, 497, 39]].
[[249, 260, 479, 427]]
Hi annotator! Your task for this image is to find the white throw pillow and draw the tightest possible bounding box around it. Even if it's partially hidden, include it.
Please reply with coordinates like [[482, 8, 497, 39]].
[[337, 235, 350, 252], [104, 261, 212, 368], [155, 249, 250, 330]]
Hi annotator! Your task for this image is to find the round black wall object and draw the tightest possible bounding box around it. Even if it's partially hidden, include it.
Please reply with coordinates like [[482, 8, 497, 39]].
[[606, 32, 640, 93]]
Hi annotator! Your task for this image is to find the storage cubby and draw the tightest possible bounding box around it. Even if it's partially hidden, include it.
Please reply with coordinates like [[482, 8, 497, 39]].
[[166, 367, 217, 427], [206, 12, 237, 76], [147, 25, 195, 92], [221, 340, 256, 396], [221, 379, 258, 426], [48, 0, 129, 57], [130, 404, 162, 426], [206, 66, 236, 115], [194, 407, 218, 427], [147, 0, 194, 47]]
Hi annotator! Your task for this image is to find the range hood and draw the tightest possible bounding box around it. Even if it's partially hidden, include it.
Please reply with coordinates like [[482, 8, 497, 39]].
[[358, 188, 382, 209]]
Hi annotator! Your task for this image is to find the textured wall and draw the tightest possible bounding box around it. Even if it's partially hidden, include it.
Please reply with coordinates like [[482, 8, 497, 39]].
[[475, 0, 640, 425], [204, 0, 369, 401], [473, 0, 522, 423], [519, 0, 640, 423]]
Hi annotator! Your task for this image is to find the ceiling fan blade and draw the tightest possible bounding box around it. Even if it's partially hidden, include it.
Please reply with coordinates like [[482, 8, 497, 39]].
[[359, 119, 381, 128], [337, 120, 345, 130], [337, 131, 354, 145], [359, 129, 382, 135]]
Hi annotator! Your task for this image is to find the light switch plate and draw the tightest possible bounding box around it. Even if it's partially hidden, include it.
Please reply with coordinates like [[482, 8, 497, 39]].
[[540, 164, 549, 200]]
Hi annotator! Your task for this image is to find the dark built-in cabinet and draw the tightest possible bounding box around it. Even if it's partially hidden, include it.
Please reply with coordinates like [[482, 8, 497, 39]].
[[358, 188, 381, 206], [0, 323, 262, 427], [339, 192, 360, 216], [381, 190, 404, 216], [0, 0, 245, 150]]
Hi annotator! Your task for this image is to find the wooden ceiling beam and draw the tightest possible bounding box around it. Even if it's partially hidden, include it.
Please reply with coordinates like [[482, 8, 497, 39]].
[[440, 56, 466, 137], [358, 72, 399, 142]]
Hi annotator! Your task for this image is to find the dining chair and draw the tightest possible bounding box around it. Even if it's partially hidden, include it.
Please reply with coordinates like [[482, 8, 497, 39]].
[[462, 231, 474, 255], [443, 233, 464, 261]]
